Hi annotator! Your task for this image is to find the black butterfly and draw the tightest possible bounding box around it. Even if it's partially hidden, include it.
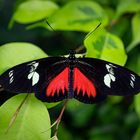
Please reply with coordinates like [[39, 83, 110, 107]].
[[0, 50, 140, 104]]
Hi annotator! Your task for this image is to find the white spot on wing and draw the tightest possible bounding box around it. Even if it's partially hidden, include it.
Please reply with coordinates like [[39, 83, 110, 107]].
[[104, 74, 111, 88], [130, 81, 134, 88], [9, 70, 14, 84], [104, 64, 116, 88], [104, 74, 116, 88], [28, 73, 34, 80], [110, 74, 116, 81], [32, 72, 39, 86], [130, 74, 136, 88], [27, 62, 40, 86]]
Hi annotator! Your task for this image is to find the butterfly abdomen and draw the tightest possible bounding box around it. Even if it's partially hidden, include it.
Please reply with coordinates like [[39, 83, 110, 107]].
[[67, 50, 76, 99], [68, 68, 74, 98]]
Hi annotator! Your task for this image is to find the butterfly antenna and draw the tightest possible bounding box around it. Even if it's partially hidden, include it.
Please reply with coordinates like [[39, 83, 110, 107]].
[[5, 94, 29, 133], [84, 22, 101, 40], [75, 45, 85, 54], [45, 18, 55, 32]]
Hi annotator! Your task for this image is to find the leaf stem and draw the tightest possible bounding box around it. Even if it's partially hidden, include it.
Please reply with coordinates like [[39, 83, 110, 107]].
[[54, 99, 68, 136], [42, 100, 68, 137], [5, 94, 29, 133]]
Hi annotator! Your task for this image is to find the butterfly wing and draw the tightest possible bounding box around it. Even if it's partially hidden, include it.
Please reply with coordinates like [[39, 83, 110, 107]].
[[0, 57, 69, 102], [0, 60, 41, 93], [73, 58, 140, 104], [34, 60, 69, 102]]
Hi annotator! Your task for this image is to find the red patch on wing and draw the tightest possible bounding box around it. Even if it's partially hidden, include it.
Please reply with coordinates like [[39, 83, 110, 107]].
[[46, 67, 68, 97], [74, 68, 96, 97]]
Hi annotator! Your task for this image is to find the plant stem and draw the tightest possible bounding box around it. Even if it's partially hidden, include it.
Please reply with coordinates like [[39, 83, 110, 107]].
[[54, 99, 68, 136], [5, 94, 29, 133]]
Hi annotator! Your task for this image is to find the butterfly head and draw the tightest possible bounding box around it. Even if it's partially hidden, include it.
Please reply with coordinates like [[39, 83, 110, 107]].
[[68, 50, 76, 60]]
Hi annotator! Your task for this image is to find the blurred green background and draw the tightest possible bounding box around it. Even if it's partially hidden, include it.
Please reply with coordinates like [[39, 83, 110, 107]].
[[0, 0, 140, 140]]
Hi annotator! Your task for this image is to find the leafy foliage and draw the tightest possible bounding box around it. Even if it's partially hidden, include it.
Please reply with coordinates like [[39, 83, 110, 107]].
[[0, 42, 47, 74], [84, 27, 127, 65], [0, 0, 140, 140], [0, 94, 51, 140], [116, 0, 140, 19], [9, 1, 59, 28], [127, 13, 140, 52]]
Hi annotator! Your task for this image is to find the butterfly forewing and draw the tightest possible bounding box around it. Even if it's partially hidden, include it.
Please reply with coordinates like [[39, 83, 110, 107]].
[[0, 57, 68, 103], [0, 61, 39, 93]]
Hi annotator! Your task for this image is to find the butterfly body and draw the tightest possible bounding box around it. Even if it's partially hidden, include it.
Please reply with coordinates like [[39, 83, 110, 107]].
[[0, 51, 140, 104]]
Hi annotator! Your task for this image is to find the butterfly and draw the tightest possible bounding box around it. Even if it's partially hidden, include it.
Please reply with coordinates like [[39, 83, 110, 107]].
[[0, 50, 140, 104]]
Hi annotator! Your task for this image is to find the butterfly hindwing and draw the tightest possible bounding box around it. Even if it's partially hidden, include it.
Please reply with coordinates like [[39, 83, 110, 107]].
[[73, 66, 107, 104], [75, 58, 140, 101], [35, 64, 69, 102]]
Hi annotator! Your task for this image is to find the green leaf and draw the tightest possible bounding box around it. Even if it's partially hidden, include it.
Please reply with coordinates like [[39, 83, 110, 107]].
[[11, 0, 59, 24], [127, 13, 140, 52], [126, 47, 140, 74], [0, 42, 47, 74], [133, 126, 140, 140], [108, 96, 123, 104], [109, 17, 129, 38], [116, 0, 140, 18], [57, 123, 74, 140], [0, 94, 51, 140], [38, 1, 108, 31], [84, 27, 127, 65], [45, 102, 61, 109], [88, 125, 116, 140], [66, 100, 95, 127], [49, 135, 58, 140], [134, 94, 140, 118]]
